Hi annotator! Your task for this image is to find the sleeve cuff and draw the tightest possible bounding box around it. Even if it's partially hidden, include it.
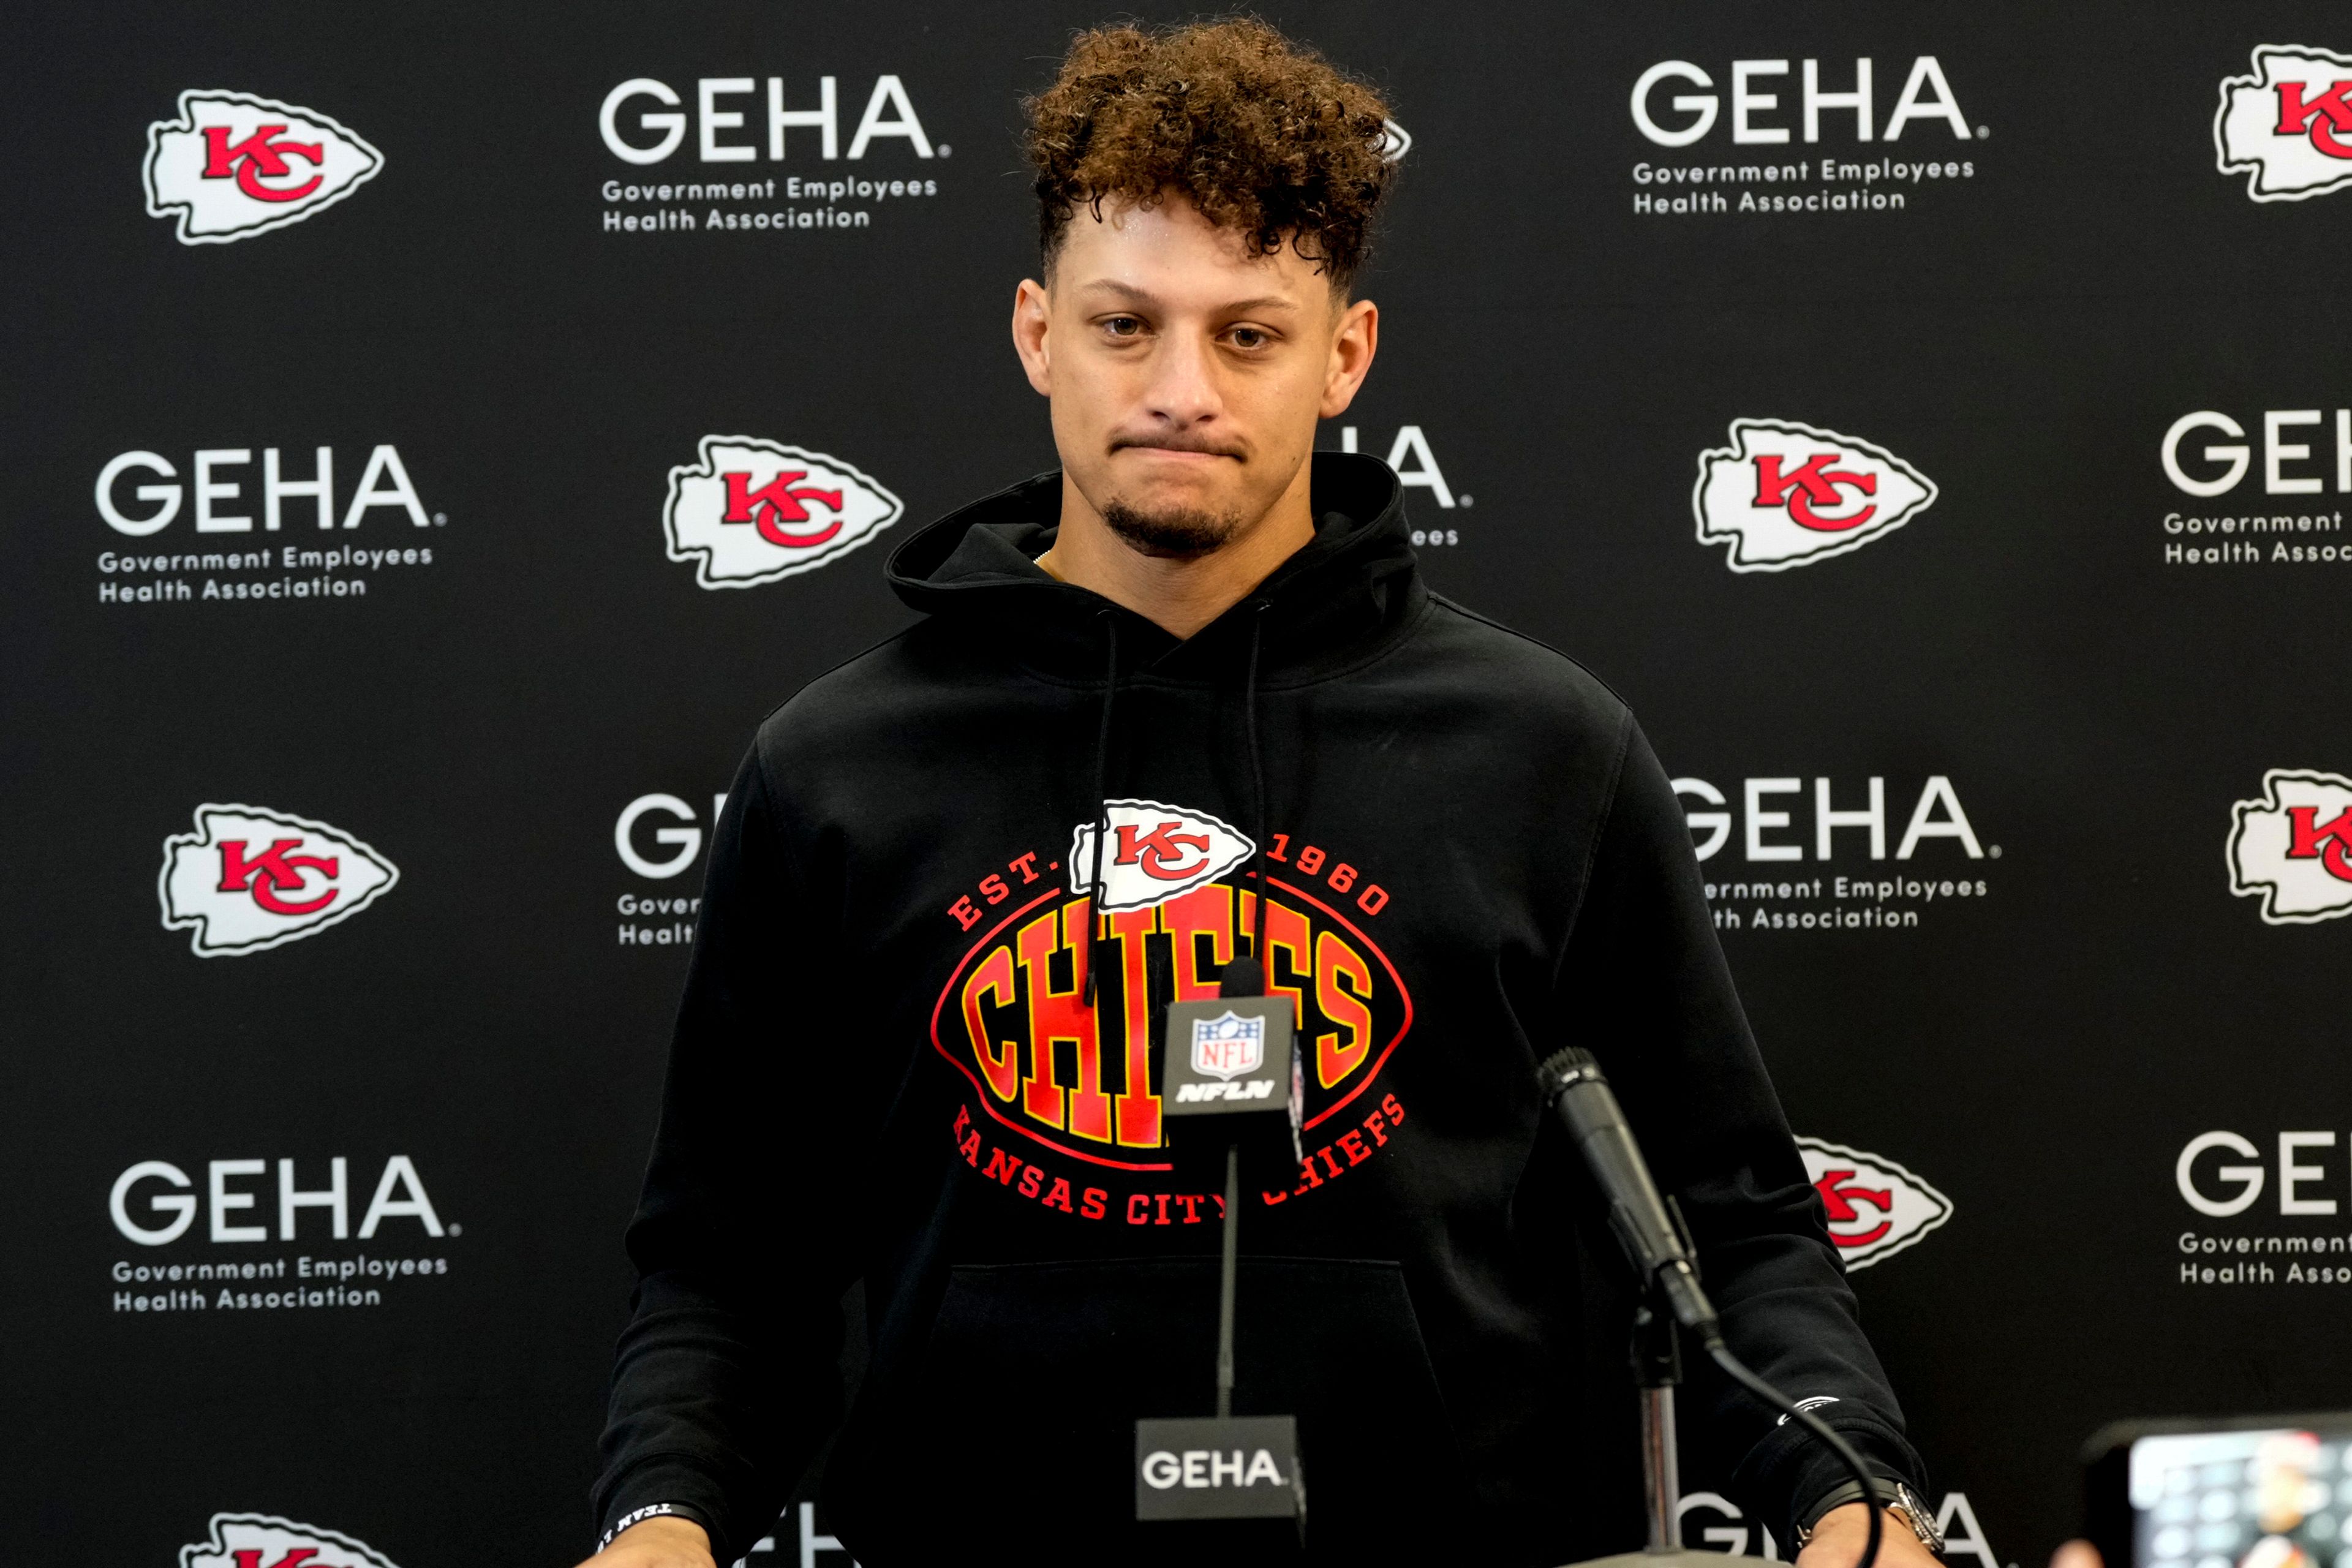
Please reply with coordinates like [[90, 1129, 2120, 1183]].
[[1732, 1406, 1928, 1553], [597, 1500, 719, 1556]]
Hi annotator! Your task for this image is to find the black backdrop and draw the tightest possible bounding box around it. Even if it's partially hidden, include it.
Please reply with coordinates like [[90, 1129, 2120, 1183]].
[[7, 4, 2352, 1566]]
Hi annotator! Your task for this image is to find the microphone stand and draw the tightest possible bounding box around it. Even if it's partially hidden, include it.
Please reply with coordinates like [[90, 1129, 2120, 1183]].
[[1134, 980, 1306, 1540], [1216, 1141, 1240, 1419], [1577, 1291, 1723, 1568], [1633, 1298, 1684, 1556]]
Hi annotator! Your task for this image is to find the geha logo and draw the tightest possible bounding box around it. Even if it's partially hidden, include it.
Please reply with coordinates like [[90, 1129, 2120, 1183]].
[[1633, 57, 1973, 147], [2161, 409, 2352, 499], [598, 73, 943, 235], [1675, 775, 1986, 864], [2216, 46, 2352, 203], [145, 92, 383, 244], [159, 804, 398, 956], [1679, 1488, 2002, 1567], [1794, 1137, 1953, 1268], [2228, 769, 2352, 925], [1069, 801, 1256, 914], [600, 74, 935, 165], [612, 791, 728, 948], [96, 445, 431, 536], [664, 436, 902, 588], [112, 1155, 443, 1245], [1694, 419, 1937, 572], [2177, 1129, 2352, 1218], [179, 1514, 399, 1568]]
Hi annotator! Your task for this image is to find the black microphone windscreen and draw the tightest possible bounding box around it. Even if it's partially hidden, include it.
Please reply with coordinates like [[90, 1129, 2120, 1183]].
[[1219, 954, 1266, 998]]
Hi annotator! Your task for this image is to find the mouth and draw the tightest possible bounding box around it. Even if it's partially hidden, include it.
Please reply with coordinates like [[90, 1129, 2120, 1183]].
[[1111, 438, 1244, 463]]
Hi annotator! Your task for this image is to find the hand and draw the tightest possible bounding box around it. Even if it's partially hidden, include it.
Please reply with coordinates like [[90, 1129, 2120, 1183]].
[[1795, 1502, 1943, 1568], [573, 1515, 715, 1568]]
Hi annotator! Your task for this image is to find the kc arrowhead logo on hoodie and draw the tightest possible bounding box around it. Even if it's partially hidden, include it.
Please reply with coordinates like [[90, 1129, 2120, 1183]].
[[1069, 801, 1255, 913], [180, 1513, 401, 1568], [1694, 420, 1938, 573], [1795, 1138, 1953, 1268], [144, 91, 384, 244], [664, 435, 904, 588], [2215, 46, 2352, 203], [2229, 769, 2352, 925], [159, 804, 399, 956]]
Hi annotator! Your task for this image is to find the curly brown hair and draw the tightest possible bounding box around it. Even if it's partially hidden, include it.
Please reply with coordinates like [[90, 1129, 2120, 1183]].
[[1024, 17, 1397, 289]]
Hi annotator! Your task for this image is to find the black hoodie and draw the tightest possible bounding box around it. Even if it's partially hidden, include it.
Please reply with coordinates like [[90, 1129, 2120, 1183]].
[[594, 453, 1925, 1567]]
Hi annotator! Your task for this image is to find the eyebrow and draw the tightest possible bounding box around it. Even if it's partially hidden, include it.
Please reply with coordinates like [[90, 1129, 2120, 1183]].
[[1073, 280, 1302, 314]]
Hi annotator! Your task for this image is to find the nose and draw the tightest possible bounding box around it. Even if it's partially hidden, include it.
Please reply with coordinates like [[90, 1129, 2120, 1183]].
[[1139, 324, 1222, 431]]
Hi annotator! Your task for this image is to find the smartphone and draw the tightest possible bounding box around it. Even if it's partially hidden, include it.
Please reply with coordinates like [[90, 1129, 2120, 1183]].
[[2086, 1415, 2352, 1568]]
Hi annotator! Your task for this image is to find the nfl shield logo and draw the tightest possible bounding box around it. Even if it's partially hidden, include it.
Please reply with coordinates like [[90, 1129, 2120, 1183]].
[[1191, 1011, 1265, 1080]]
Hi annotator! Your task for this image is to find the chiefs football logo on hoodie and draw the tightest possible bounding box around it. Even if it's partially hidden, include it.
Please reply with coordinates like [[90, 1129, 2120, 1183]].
[[144, 91, 384, 244], [2215, 45, 2352, 203], [936, 802, 1411, 1169], [1795, 1137, 1953, 1268], [179, 1513, 401, 1568], [159, 804, 399, 956], [1694, 419, 1938, 573], [2228, 768, 2352, 925], [664, 435, 903, 589]]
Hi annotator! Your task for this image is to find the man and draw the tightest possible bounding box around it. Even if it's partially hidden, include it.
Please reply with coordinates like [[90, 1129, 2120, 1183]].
[[586, 20, 1942, 1568]]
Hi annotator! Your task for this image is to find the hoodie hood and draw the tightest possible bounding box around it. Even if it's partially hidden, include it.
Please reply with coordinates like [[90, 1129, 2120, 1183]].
[[883, 451, 1425, 686]]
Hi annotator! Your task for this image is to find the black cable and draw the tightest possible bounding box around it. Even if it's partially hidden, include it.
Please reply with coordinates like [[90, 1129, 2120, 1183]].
[[1702, 1338, 1883, 1568], [1243, 601, 1270, 981], [1219, 601, 1273, 1000], [1084, 610, 1118, 1005]]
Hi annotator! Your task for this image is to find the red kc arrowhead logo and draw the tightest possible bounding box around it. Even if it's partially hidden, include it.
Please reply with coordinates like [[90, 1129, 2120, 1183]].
[[159, 804, 398, 956], [145, 91, 383, 243], [2228, 768, 2352, 924], [1793, 1137, 1953, 1268], [180, 1514, 401, 1568], [1070, 799, 1255, 913], [665, 435, 903, 587], [1694, 420, 1937, 572], [2217, 45, 2352, 202]]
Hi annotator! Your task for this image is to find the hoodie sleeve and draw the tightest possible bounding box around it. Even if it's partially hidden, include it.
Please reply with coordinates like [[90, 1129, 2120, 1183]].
[[591, 744, 854, 1560], [1554, 712, 1928, 1550]]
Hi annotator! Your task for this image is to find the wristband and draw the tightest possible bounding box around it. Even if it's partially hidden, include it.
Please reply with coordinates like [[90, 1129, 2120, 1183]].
[[597, 1502, 715, 1554]]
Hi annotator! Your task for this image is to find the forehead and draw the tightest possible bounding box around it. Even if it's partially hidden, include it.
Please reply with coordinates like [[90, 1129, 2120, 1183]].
[[1053, 194, 1333, 309]]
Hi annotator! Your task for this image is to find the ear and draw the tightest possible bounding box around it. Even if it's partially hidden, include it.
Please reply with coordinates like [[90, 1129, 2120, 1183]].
[[1318, 297, 1379, 420], [1011, 277, 1054, 398]]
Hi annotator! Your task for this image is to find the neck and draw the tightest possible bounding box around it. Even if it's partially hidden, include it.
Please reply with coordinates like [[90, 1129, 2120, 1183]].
[[1041, 463, 1316, 639]]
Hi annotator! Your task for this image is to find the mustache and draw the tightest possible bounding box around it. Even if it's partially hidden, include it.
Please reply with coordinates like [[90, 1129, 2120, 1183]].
[[1109, 432, 1246, 459]]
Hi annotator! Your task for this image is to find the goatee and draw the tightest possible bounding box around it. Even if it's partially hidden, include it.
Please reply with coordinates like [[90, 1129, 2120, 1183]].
[[1101, 498, 1246, 560]]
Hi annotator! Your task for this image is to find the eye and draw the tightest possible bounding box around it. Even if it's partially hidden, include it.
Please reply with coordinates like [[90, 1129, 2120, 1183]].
[[1227, 326, 1271, 350], [1101, 315, 1144, 338]]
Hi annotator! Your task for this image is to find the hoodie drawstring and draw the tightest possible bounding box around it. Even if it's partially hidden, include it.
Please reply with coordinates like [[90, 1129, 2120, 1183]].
[[1084, 610, 1120, 1005], [1220, 601, 1274, 1000]]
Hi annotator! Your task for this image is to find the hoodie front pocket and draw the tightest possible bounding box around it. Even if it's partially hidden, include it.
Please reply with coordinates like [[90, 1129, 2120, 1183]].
[[826, 1254, 1480, 1565]]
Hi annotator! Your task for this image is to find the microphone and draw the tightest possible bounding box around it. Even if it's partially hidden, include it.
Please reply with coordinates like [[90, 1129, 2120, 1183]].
[[1536, 1047, 1719, 1338]]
